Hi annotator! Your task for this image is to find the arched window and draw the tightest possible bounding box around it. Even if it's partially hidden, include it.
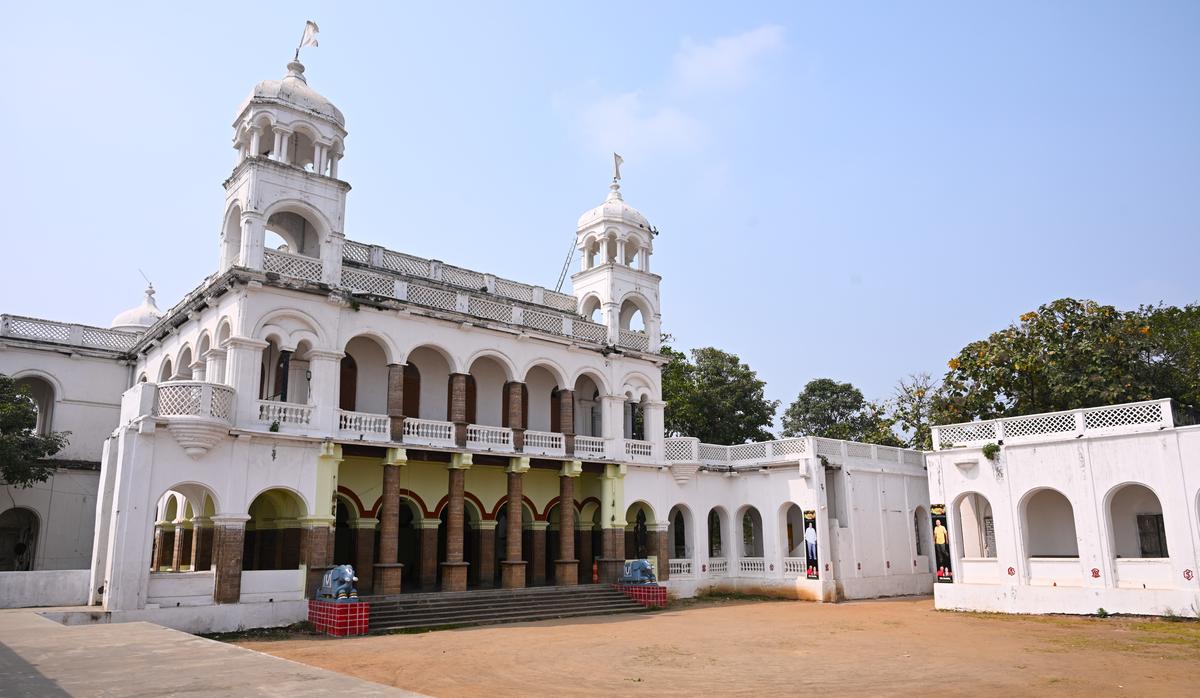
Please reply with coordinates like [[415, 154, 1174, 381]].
[[1109, 484, 1167, 558], [783, 504, 805, 557], [14, 377, 55, 435], [740, 507, 764, 557], [1023, 489, 1078, 558], [707, 509, 723, 557], [955, 493, 996, 558]]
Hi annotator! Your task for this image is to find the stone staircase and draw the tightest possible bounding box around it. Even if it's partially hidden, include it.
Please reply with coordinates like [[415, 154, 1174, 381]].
[[364, 584, 648, 633]]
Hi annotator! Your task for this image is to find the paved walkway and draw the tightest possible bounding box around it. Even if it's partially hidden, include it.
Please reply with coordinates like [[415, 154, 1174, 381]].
[[0, 608, 421, 697]]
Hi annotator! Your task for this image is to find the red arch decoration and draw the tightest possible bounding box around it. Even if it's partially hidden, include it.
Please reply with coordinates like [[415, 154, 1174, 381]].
[[487, 494, 543, 521], [432, 490, 492, 521], [366, 489, 434, 519], [336, 485, 369, 518]]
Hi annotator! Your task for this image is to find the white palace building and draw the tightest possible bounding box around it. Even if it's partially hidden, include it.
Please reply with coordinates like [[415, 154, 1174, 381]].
[[1, 59, 1197, 631]]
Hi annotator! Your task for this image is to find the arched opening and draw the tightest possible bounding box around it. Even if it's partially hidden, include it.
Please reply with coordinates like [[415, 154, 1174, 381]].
[[623, 239, 642, 270], [150, 487, 217, 573], [14, 376, 55, 435], [393, 498, 423, 591], [406, 346, 451, 421], [913, 506, 933, 572], [624, 393, 647, 440], [624, 502, 655, 560], [580, 296, 602, 324], [265, 210, 321, 258], [0, 508, 39, 571], [668, 505, 692, 559], [954, 493, 996, 559], [332, 497, 357, 567], [158, 358, 174, 383], [341, 336, 389, 414], [468, 356, 509, 427], [782, 503, 805, 559], [259, 339, 313, 404], [545, 501, 580, 585], [618, 298, 646, 332], [289, 127, 318, 172], [176, 347, 194, 381], [495, 501, 535, 587], [221, 204, 243, 270], [707, 508, 725, 558], [1023, 489, 1078, 558], [738, 507, 764, 558], [524, 365, 560, 433], [573, 374, 603, 438], [1109, 484, 1167, 559], [438, 500, 482, 589], [245, 489, 307, 571]]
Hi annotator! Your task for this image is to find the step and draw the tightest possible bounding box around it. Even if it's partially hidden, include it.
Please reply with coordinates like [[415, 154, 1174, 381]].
[[368, 590, 629, 613], [369, 598, 641, 624], [370, 605, 645, 632], [363, 584, 618, 604]]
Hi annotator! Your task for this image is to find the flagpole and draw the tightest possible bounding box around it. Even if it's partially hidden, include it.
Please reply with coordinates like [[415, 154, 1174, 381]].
[[295, 24, 308, 61]]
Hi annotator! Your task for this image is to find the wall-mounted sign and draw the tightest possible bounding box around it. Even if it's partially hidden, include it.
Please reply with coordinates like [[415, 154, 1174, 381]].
[[931, 504, 952, 583], [803, 510, 819, 580]]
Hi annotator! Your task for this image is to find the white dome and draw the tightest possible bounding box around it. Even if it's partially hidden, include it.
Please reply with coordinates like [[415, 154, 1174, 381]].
[[110, 287, 162, 332], [241, 61, 345, 127], [577, 182, 650, 231]]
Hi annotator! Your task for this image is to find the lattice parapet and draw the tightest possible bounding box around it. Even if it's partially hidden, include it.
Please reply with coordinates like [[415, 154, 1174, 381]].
[[619, 329, 649, 352], [441, 265, 486, 291], [543, 290, 578, 313], [1, 314, 138, 353], [468, 296, 513, 323], [341, 268, 395, 297], [932, 399, 1176, 450], [573, 320, 607, 344], [407, 285, 457, 312], [494, 279, 533, 302], [524, 310, 564, 335], [342, 241, 371, 264], [264, 249, 322, 281]]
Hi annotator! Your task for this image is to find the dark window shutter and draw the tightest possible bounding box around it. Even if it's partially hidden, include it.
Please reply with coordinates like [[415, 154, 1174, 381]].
[[403, 364, 421, 418]]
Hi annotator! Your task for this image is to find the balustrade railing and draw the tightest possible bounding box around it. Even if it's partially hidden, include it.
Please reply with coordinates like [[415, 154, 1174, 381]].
[[624, 439, 653, 459], [337, 410, 390, 437], [466, 424, 514, 451], [783, 557, 805, 577], [932, 398, 1177, 450], [404, 417, 455, 447], [574, 435, 606, 458], [156, 382, 236, 422], [739, 557, 766, 576], [706, 558, 728, 577], [263, 248, 322, 282], [669, 559, 693, 577], [257, 400, 313, 426], [664, 434, 924, 469], [523, 430, 565, 456]]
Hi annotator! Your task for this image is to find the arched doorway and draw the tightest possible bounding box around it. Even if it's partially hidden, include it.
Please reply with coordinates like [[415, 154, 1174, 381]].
[[707, 508, 725, 558], [245, 489, 307, 571], [1108, 483, 1170, 589], [332, 497, 357, 566], [0, 508, 39, 571], [1022, 488, 1080, 585], [737, 506, 764, 575]]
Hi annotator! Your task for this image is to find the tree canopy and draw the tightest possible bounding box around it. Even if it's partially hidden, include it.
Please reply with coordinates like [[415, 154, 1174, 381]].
[[781, 378, 901, 446], [934, 298, 1200, 423], [0, 375, 70, 488], [661, 346, 778, 444]]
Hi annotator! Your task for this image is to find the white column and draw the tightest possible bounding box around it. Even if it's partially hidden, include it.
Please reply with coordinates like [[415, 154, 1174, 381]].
[[644, 400, 666, 460], [640, 249, 650, 272], [600, 395, 625, 457], [329, 153, 340, 179], [102, 423, 158, 611], [271, 130, 284, 161], [224, 337, 269, 426], [277, 129, 292, 165], [239, 212, 266, 270], [603, 301, 619, 344], [306, 350, 344, 434], [190, 360, 206, 383], [204, 348, 227, 385], [616, 239, 626, 266], [249, 127, 262, 157]]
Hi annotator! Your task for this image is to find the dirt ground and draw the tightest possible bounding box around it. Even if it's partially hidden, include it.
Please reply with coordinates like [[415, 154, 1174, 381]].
[[235, 596, 1200, 697]]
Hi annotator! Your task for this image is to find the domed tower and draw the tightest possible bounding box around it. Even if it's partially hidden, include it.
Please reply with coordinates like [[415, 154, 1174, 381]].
[[218, 59, 349, 284], [571, 162, 661, 352], [110, 286, 163, 333]]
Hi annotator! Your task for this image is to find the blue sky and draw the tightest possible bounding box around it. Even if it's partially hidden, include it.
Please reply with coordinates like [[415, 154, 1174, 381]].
[[2, 2, 1197, 422]]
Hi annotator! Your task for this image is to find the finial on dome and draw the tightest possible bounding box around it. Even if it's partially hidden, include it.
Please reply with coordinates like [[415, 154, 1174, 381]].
[[286, 60, 307, 83]]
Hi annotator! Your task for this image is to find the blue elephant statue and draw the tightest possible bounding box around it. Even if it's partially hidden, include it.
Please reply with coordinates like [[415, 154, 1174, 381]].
[[618, 559, 657, 585], [318, 564, 360, 602]]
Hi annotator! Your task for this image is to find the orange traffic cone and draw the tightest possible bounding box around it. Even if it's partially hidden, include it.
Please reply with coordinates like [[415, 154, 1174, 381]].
[[592, 560, 599, 584]]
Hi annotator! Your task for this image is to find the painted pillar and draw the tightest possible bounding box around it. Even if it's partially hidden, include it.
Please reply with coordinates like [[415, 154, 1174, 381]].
[[501, 457, 530, 588], [441, 453, 472, 591], [212, 516, 248, 604], [555, 461, 583, 585], [224, 337, 268, 423], [599, 463, 627, 583], [375, 448, 406, 595], [307, 350, 343, 434]]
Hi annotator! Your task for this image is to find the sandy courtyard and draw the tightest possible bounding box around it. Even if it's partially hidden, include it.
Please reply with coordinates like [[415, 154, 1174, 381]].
[[236, 596, 1200, 696]]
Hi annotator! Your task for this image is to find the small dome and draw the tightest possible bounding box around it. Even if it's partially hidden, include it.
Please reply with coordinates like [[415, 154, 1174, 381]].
[[241, 60, 345, 127], [577, 182, 650, 231], [111, 286, 163, 333]]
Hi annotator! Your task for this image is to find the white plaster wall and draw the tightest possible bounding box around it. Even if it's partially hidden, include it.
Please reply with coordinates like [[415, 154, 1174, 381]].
[[525, 367, 557, 432], [408, 346, 450, 420], [0, 570, 89, 608], [1, 469, 100, 570], [469, 357, 506, 426], [344, 336, 388, 414]]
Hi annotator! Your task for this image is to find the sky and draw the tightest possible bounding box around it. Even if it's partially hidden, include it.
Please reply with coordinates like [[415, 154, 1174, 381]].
[[1, 2, 1197, 423]]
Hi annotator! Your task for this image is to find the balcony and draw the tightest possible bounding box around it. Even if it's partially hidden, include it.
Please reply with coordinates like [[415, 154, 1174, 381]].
[[155, 381, 237, 458], [573, 435, 607, 459], [257, 400, 313, 428], [466, 424, 514, 452], [263, 248, 322, 282], [403, 417, 456, 447], [523, 430, 565, 457], [337, 409, 390, 442]]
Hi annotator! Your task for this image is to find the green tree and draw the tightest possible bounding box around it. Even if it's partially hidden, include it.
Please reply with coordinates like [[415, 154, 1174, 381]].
[[661, 346, 778, 444], [893, 372, 939, 450], [781, 378, 901, 446], [0, 375, 70, 487], [934, 298, 1200, 423]]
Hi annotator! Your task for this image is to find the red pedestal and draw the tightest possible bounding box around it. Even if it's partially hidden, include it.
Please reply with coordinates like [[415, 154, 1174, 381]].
[[614, 584, 668, 608], [308, 599, 371, 637]]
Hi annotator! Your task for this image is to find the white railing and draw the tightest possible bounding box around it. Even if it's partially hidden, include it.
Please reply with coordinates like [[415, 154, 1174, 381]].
[[706, 558, 728, 577], [619, 329, 650, 352], [783, 557, 805, 577], [572, 320, 608, 344], [664, 434, 922, 470], [932, 399, 1176, 450], [739, 557, 766, 576], [669, 559, 693, 577], [1, 314, 139, 352], [338, 409, 390, 437], [523, 430, 565, 456], [574, 435, 606, 458], [404, 417, 455, 447], [156, 381, 236, 422], [624, 439, 653, 460], [466, 424, 514, 452], [257, 400, 313, 426], [263, 248, 322, 282]]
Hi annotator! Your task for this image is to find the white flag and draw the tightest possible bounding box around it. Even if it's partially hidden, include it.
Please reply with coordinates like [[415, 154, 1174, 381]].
[[300, 21, 320, 49], [613, 153, 624, 181]]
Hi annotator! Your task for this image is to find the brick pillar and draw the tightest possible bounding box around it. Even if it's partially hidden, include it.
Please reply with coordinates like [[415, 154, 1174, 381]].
[[506, 382, 526, 451], [300, 523, 334, 597], [192, 519, 213, 571], [528, 522, 548, 586], [212, 519, 246, 604], [441, 456, 470, 591], [650, 526, 670, 581], [171, 524, 183, 571], [387, 363, 407, 441], [150, 526, 163, 571], [477, 521, 497, 588], [354, 522, 377, 594], [157, 526, 175, 571], [418, 519, 440, 590], [558, 389, 575, 455], [555, 465, 580, 585], [598, 464, 626, 583], [501, 459, 528, 588], [448, 373, 470, 447], [176, 525, 194, 571], [578, 524, 594, 583], [375, 460, 404, 595]]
